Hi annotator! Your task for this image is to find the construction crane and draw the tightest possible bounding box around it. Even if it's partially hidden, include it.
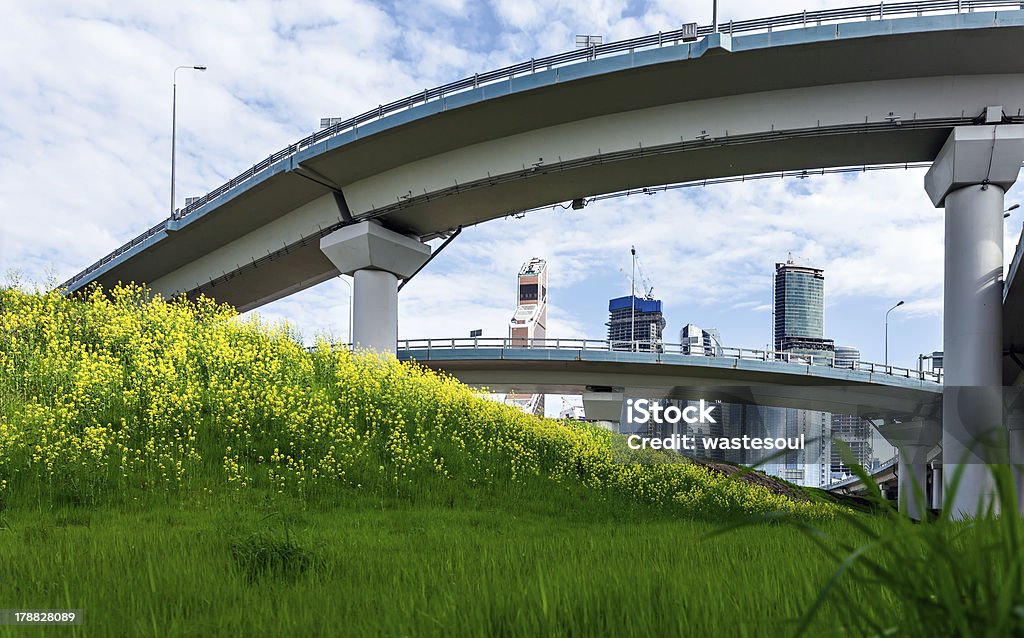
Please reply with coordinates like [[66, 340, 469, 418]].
[[634, 248, 655, 299], [618, 246, 655, 300]]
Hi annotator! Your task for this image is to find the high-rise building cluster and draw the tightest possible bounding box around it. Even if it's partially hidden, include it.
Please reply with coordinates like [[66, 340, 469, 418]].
[[604, 255, 876, 487], [499, 254, 881, 486]]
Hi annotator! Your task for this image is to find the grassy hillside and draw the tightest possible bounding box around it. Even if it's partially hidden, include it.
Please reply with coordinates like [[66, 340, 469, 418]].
[[0, 284, 828, 519]]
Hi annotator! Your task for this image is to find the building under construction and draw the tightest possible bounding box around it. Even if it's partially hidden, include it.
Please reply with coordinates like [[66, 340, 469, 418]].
[[606, 296, 665, 351], [830, 345, 874, 478]]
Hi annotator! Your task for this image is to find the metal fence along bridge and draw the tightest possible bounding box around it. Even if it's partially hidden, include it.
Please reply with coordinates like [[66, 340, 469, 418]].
[[395, 337, 944, 384]]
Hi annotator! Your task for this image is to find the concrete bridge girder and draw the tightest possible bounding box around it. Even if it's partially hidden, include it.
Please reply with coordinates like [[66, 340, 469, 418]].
[[342, 75, 1024, 225]]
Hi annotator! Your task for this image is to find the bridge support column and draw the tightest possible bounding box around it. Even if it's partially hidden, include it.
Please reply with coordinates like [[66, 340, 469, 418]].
[[898, 444, 930, 521], [925, 123, 1024, 519], [1009, 410, 1024, 511], [930, 463, 943, 511], [582, 390, 624, 428], [879, 418, 939, 520], [320, 221, 430, 354]]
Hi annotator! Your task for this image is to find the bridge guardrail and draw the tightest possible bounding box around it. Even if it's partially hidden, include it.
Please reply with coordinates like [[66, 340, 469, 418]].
[[396, 337, 943, 383], [61, 0, 1024, 291]]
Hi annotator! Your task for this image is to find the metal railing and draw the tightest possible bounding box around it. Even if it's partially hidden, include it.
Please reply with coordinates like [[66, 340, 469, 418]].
[[397, 337, 944, 383], [61, 0, 1024, 290]]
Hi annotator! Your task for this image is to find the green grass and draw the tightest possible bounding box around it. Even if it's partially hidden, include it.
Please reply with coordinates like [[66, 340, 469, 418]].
[[9, 477, 1024, 637], [0, 481, 875, 638]]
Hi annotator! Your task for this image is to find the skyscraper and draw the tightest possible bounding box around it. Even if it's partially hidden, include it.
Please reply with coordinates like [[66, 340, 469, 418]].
[[773, 259, 834, 359], [509, 258, 547, 346], [607, 296, 665, 351], [769, 257, 833, 487]]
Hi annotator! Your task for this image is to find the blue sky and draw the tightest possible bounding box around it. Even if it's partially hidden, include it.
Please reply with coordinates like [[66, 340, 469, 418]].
[[2, 0, 1023, 382]]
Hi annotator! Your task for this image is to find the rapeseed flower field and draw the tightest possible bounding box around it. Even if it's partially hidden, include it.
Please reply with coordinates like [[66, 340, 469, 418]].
[[0, 284, 830, 518]]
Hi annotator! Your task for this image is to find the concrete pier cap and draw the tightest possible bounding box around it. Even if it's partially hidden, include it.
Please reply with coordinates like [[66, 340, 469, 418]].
[[320, 221, 431, 354], [320, 221, 431, 279], [924, 120, 1024, 207], [582, 389, 626, 425]]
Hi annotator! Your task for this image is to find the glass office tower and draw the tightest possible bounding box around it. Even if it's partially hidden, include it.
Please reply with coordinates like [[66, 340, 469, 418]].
[[769, 257, 833, 487], [774, 259, 833, 358]]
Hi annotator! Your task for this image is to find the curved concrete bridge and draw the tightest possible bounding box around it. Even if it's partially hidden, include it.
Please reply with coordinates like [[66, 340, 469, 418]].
[[396, 337, 942, 419], [399, 337, 948, 516], [61, 3, 1024, 518]]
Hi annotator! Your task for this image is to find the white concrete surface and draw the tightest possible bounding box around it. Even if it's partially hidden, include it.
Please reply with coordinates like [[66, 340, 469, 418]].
[[321, 222, 430, 352]]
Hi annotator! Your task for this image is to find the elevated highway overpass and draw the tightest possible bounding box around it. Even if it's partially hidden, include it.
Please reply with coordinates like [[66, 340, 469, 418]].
[[59, 2, 1024, 517], [395, 337, 942, 420]]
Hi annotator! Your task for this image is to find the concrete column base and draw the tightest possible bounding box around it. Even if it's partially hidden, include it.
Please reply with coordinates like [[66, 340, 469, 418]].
[[352, 269, 399, 354]]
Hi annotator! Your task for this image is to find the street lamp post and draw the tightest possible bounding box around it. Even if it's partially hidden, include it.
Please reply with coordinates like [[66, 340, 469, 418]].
[[171, 65, 207, 220], [885, 300, 905, 366]]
